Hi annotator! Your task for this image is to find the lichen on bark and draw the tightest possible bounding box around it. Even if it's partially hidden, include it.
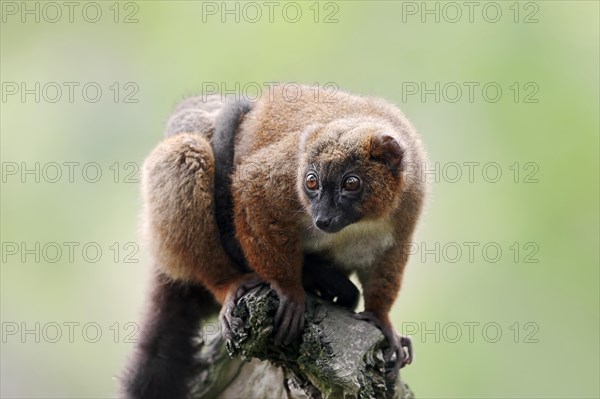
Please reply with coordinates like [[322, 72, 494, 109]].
[[190, 286, 414, 399]]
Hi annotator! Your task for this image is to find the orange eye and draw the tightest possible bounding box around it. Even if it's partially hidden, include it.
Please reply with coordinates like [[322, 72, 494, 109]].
[[343, 176, 361, 191], [306, 173, 319, 190]]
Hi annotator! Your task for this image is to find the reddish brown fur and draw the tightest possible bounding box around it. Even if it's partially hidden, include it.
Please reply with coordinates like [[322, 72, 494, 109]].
[[142, 131, 247, 303], [232, 84, 426, 331], [142, 85, 425, 330], [123, 97, 254, 399], [128, 86, 426, 396]]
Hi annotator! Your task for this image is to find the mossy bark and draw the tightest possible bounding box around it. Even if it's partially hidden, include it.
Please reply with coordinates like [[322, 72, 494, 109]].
[[189, 286, 414, 399]]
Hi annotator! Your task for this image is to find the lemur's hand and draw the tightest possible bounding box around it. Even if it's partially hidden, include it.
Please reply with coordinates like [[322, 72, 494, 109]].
[[273, 286, 306, 346], [354, 311, 413, 381]]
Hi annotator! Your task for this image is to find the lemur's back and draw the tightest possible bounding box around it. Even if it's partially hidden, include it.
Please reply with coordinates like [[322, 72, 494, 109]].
[[235, 85, 421, 163]]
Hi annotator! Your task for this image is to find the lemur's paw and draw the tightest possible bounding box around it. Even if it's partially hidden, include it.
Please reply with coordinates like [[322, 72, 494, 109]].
[[273, 289, 305, 346], [354, 311, 413, 380]]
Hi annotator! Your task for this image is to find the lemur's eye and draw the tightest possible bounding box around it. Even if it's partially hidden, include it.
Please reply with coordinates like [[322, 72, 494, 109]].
[[343, 176, 361, 192], [306, 173, 319, 190]]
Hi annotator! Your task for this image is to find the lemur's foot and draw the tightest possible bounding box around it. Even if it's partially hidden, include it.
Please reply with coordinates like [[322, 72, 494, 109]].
[[354, 311, 413, 380], [273, 288, 306, 346]]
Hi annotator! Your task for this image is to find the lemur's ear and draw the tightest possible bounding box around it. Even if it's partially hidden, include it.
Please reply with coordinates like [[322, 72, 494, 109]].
[[370, 133, 404, 174]]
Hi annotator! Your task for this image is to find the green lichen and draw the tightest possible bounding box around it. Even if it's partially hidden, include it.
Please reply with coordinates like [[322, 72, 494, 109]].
[[226, 287, 278, 361]]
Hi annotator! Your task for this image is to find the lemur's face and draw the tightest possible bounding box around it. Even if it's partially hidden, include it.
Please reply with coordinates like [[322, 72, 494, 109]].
[[298, 122, 404, 233], [302, 157, 365, 233]]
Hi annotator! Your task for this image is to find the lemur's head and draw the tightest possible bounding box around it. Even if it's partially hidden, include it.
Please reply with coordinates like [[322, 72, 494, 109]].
[[297, 119, 405, 233]]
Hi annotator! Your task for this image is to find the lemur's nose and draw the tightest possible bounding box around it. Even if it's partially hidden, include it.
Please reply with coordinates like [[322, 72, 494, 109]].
[[315, 217, 333, 230]]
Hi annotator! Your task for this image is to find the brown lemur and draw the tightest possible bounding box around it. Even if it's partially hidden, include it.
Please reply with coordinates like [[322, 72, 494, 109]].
[[225, 84, 425, 375], [122, 93, 360, 399], [123, 85, 426, 398]]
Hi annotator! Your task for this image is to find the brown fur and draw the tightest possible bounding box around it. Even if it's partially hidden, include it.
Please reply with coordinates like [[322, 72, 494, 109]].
[[142, 120, 248, 304], [232, 84, 426, 329], [123, 97, 253, 399], [129, 86, 426, 396], [141, 84, 426, 333], [138, 86, 425, 390]]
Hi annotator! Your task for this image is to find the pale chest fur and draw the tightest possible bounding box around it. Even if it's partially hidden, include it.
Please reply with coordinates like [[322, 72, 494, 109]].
[[301, 219, 396, 271]]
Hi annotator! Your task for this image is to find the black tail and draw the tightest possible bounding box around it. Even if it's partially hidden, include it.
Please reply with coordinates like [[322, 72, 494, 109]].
[[121, 271, 219, 399], [212, 99, 253, 269]]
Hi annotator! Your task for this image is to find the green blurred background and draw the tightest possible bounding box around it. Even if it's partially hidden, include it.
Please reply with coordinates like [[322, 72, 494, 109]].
[[1, 1, 598, 398]]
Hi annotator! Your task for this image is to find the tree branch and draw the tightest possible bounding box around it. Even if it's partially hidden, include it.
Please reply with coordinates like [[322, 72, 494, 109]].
[[189, 286, 414, 399]]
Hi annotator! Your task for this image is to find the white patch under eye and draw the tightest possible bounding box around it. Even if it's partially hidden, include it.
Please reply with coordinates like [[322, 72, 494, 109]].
[[301, 219, 395, 270]]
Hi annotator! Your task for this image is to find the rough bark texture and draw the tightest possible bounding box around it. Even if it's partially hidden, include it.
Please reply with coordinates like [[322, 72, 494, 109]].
[[189, 286, 414, 398]]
